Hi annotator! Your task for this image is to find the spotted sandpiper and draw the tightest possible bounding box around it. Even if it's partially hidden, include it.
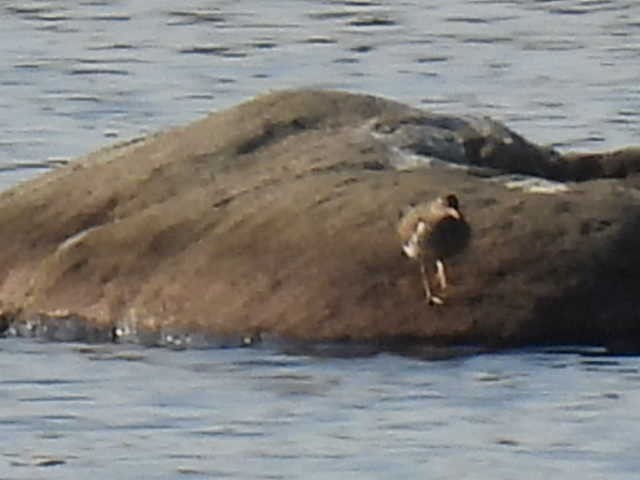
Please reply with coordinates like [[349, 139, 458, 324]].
[[397, 194, 470, 305]]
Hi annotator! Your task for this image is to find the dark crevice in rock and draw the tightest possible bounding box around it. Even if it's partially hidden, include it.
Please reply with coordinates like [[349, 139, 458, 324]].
[[235, 118, 314, 155], [62, 196, 118, 244], [0, 312, 10, 336], [361, 160, 387, 171], [212, 196, 233, 208]]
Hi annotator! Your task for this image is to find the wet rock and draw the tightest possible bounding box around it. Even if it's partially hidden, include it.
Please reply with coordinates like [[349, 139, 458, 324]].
[[0, 311, 10, 336], [1, 89, 640, 350], [371, 112, 640, 181], [6, 311, 114, 343]]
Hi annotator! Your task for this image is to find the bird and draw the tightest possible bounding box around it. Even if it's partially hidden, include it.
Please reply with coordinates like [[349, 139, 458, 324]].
[[397, 194, 470, 305]]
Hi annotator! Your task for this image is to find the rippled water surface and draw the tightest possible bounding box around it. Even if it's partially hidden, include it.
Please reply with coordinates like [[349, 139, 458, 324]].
[[2, 1, 640, 478], [3, 339, 640, 479], [2, 0, 640, 176]]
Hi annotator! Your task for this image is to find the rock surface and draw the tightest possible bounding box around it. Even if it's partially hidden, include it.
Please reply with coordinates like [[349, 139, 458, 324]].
[[1, 89, 640, 350]]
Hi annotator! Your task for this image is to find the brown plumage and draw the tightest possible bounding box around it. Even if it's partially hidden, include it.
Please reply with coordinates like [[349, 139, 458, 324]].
[[397, 194, 470, 305]]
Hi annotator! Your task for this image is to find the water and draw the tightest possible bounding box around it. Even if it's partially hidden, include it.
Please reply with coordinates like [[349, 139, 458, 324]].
[[1, 0, 640, 179], [2, 1, 640, 478], [3, 339, 640, 479]]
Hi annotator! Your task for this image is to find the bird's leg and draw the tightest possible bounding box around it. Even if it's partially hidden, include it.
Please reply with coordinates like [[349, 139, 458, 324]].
[[420, 259, 443, 305], [435, 259, 447, 291]]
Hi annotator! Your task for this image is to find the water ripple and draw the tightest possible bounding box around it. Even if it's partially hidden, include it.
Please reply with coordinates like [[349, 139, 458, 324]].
[[2, 2, 640, 478]]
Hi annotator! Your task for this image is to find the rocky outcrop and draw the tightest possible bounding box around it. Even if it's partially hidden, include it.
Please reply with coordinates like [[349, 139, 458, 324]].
[[1, 89, 640, 351]]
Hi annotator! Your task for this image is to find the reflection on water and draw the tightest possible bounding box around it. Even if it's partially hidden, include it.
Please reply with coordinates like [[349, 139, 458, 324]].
[[2, 337, 640, 479], [2, 1, 640, 478]]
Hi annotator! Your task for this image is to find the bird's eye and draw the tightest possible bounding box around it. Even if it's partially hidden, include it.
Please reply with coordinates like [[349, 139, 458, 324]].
[[445, 194, 459, 209]]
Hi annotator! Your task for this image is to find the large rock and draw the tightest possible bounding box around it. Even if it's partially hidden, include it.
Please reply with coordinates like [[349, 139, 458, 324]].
[[2, 89, 640, 351]]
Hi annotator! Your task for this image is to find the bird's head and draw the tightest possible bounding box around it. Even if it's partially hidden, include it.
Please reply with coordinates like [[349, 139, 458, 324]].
[[439, 193, 462, 220]]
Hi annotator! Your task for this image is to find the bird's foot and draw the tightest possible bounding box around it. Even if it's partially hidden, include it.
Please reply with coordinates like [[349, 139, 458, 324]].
[[427, 295, 444, 306]]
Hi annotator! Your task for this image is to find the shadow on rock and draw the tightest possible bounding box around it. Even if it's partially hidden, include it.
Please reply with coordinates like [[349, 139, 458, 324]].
[[531, 207, 640, 353]]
